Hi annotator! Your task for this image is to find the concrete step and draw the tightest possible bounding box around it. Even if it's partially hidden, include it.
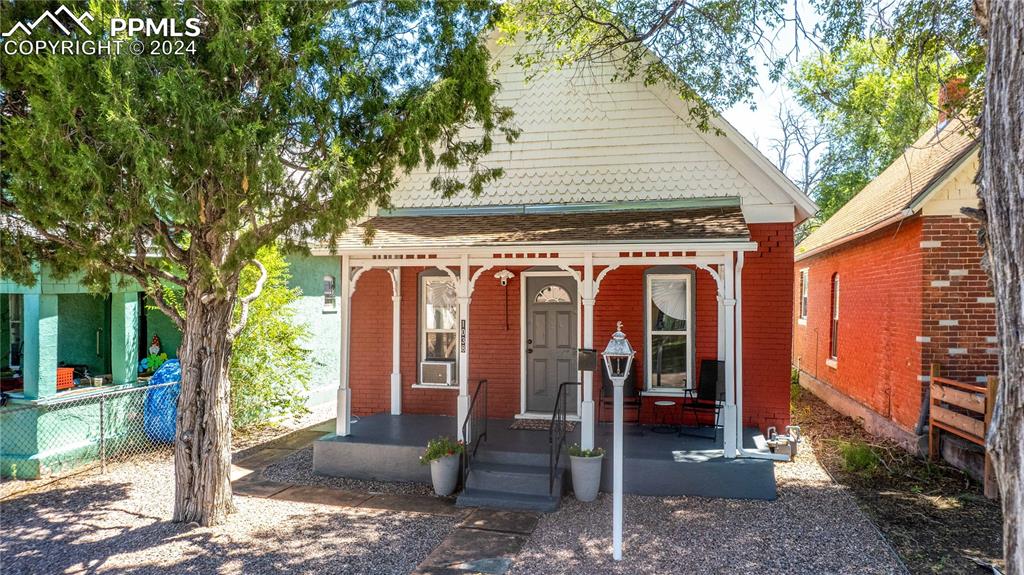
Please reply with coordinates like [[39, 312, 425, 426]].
[[476, 447, 551, 468], [456, 487, 561, 513], [465, 462, 563, 497]]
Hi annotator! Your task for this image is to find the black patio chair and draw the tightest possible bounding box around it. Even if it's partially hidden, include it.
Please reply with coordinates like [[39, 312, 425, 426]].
[[680, 359, 724, 437], [597, 360, 642, 430]]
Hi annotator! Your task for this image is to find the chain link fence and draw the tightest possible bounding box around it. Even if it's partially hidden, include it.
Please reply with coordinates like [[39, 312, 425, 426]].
[[1, 382, 178, 486]]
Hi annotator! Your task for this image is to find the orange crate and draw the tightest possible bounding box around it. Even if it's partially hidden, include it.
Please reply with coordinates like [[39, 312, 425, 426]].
[[57, 367, 75, 390]]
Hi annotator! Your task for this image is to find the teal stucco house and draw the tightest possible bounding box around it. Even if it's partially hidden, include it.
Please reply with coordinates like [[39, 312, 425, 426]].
[[0, 258, 340, 479]]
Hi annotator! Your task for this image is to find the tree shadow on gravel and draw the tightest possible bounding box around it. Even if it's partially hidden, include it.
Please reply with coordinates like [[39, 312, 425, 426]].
[[1, 481, 449, 575]]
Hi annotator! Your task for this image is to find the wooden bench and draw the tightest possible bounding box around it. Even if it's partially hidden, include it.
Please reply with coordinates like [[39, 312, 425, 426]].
[[927, 364, 998, 498]]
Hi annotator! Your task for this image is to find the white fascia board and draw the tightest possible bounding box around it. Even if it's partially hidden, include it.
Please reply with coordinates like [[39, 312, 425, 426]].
[[905, 145, 980, 214], [794, 211, 911, 262], [311, 240, 759, 259], [741, 204, 796, 224]]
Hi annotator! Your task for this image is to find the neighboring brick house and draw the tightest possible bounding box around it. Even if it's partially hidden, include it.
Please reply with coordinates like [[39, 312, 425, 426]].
[[792, 120, 996, 458]]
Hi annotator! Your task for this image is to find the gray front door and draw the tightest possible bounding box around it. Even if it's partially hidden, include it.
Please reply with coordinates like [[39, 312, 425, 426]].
[[525, 275, 578, 413]]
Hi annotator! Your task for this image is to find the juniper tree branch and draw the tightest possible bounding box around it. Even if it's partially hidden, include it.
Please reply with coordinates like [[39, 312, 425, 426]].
[[228, 259, 267, 340]]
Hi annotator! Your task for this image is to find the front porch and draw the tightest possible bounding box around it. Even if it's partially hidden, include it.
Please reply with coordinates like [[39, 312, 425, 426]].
[[313, 413, 777, 501]]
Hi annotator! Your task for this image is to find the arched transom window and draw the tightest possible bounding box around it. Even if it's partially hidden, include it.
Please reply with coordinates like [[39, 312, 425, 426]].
[[534, 285, 572, 304]]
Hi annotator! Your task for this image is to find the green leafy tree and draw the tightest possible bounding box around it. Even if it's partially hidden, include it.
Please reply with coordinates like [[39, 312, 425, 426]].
[[791, 37, 979, 222], [1, 0, 513, 525]]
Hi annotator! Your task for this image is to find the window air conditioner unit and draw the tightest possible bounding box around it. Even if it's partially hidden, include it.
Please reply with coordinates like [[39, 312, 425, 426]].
[[420, 361, 455, 385]]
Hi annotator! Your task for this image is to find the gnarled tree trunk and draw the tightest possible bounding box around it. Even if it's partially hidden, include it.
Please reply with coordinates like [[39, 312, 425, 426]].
[[976, 0, 1024, 572], [173, 286, 237, 526]]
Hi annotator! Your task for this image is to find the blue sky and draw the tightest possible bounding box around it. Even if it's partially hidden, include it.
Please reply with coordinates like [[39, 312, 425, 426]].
[[720, 0, 823, 181]]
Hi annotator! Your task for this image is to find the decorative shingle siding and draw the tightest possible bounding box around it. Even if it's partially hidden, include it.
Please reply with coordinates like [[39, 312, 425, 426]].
[[387, 39, 778, 211], [920, 216, 997, 382], [793, 218, 924, 432]]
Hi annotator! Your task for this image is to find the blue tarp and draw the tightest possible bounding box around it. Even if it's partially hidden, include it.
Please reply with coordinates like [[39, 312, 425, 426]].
[[144, 359, 180, 443]]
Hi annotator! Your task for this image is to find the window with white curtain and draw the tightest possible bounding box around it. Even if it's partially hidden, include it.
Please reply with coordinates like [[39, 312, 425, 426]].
[[421, 276, 458, 365], [798, 268, 809, 322], [646, 274, 693, 390]]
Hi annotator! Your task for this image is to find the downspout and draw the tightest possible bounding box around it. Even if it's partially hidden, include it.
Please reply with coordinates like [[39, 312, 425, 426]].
[[735, 251, 745, 450], [735, 250, 793, 462]]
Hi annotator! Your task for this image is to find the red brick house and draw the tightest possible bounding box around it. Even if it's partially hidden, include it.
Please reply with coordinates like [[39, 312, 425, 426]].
[[310, 35, 816, 506], [793, 120, 996, 455]]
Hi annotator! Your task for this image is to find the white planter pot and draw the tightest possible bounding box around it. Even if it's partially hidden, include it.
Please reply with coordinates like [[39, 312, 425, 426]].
[[570, 454, 604, 502], [429, 453, 460, 496]]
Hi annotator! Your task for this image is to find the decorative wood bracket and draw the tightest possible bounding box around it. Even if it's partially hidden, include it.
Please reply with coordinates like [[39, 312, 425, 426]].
[[696, 263, 723, 295], [593, 264, 621, 299], [469, 264, 496, 294], [350, 266, 371, 296], [388, 268, 401, 298]]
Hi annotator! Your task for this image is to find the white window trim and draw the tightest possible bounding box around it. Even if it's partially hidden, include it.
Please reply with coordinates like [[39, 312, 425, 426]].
[[322, 275, 337, 313], [645, 273, 694, 392], [829, 274, 840, 360], [420, 275, 458, 386], [798, 268, 809, 325]]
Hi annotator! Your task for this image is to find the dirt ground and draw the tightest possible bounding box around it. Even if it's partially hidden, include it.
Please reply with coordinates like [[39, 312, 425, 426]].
[[791, 383, 1004, 574]]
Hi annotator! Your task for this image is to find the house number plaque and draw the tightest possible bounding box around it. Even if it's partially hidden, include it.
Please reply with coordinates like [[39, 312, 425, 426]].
[[460, 320, 466, 353]]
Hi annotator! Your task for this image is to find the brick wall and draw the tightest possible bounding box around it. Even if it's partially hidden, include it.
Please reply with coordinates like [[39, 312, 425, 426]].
[[742, 223, 796, 431], [920, 215, 997, 383], [793, 218, 924, 432], [349, 268, 394, 416], [593, 264, 719, 425], [348, 233, 796, 434]]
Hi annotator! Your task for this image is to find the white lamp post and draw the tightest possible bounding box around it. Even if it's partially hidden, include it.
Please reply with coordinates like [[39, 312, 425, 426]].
[[602, 321, 635, 561]]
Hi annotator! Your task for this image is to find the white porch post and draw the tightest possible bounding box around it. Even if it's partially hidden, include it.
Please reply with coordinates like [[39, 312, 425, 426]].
[[336, 255, 353, 436], [717, 264, 726, 361], [389, 268, 402, 415], [722, 254, 738, 458], [581, 253, 596, 450], [456, 254, 471, 440]]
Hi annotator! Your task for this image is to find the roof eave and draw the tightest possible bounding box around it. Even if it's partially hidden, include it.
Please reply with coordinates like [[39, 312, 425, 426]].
[[794, 210, 912, 262]]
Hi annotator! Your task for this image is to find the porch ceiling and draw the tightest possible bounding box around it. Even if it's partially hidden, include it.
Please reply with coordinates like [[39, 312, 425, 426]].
[[326, 206, 749, 250]]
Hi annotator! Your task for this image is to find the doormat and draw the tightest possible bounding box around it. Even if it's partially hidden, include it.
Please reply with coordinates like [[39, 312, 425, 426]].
[[509, 419, 577, 432]]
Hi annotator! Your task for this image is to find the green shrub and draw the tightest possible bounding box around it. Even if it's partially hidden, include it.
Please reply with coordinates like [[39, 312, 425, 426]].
[[791, 367, 800, 386], [839, 440, 879, 473], [420, 436, 464, 464], [568, 443, 605, 458], [228, 247, 313, 429], [151, 245, 313, 430]]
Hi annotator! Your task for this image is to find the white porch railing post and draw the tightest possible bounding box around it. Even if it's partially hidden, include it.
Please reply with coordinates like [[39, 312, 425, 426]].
[[456, 254, 471, 441], [722, 254, 738, 458], [581, 252, 596, 450], [389, 268, 402, 415], [337, 254, 352, 436]]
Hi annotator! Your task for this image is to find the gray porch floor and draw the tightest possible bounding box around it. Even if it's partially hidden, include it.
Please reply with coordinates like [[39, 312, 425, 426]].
[[313, 414, 777, 501]]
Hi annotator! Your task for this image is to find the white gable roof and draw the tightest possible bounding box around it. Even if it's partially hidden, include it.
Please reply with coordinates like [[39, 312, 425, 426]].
[[388, 36, 816, 223]]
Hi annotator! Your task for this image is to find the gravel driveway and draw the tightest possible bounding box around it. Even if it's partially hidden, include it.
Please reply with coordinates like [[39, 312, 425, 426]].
[[508, 449, 907, 575], [1, 456, 455, 575]]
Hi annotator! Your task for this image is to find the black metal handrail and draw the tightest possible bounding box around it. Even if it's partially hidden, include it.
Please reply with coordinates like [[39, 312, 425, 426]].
[[461, 378, 488, 488], [549, 381, 580, 494]]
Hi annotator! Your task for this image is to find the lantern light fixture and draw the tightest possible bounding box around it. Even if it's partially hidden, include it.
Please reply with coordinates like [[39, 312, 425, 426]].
[[601, 321, 634, 561]]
